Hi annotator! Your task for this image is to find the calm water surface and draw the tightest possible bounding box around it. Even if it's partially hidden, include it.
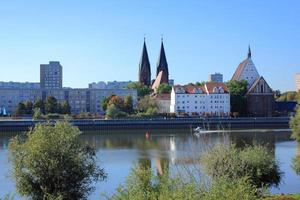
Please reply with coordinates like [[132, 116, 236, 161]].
[[0, 129, 299, 199]]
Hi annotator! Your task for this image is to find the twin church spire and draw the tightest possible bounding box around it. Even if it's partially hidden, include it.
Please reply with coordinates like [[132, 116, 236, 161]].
[[138, 38, 169, 87]]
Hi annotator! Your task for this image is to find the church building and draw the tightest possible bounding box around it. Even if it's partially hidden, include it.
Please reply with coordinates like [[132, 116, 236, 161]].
[[231, 46, 274, 117]]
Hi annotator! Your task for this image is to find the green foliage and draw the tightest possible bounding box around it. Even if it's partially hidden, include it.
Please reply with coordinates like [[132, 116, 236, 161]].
[[108, 96, 125, 111], [33, 99, 45, 113], [109, 167, 203, 200], [135, 96, 159, 117], [202, 177, 259, 200], [124, 96, 134, 114], [102, 95, 116, 111], [277, 91, 300, 102], [33, 108, 43, 119], [291, 106, 300, 174], [9, 121, 106, 199], [156, 83, 172, 94], [106, 104, 127, 119], [226, 80, 248, 115], [127, 82, 153, 98], [15, 102, 26, 115], [109, 166, 259, 200], [45, 96, 58, 114], [60, 101, 71, 114], [292, 150, 300, 175], [200, 144, 282, 188], [291, 106, 300, 143]]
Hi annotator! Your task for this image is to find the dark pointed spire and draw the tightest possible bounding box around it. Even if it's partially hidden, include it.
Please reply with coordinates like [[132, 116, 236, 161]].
[[156, 39, 169, 84], [248, 45, 252, 59], [138, 39, 151, 86]]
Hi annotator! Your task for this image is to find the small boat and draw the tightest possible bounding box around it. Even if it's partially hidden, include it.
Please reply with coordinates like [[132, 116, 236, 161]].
[[193, 127, 223, 136]]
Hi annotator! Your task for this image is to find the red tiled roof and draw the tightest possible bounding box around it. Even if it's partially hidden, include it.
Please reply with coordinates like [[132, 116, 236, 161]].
[[173, 83, 229, 94], [205, 82, 229, 94], [231, 58, 249, 81], [152, 71, 163, 91]]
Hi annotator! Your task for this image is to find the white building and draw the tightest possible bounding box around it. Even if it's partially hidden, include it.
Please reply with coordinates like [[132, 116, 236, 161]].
[[170, 82, 230, 116], [296, 73, 300, 92], [89, 81, 106, 89], [208, 73, 223, 83], [88, 81, 133, 89]]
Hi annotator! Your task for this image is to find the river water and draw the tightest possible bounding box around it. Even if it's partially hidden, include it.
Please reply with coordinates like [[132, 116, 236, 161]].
[[0, 129, 300, 199]]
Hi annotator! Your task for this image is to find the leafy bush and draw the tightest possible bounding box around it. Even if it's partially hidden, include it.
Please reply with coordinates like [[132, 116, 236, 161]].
[[202, 177, 259, 200], [9, 121, 106, 199], [200, 144, 282, 188], [109, 166, 260, 200]]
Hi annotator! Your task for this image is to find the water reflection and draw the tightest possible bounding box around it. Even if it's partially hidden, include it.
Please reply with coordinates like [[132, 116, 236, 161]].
[[0, 129, 298, 199]]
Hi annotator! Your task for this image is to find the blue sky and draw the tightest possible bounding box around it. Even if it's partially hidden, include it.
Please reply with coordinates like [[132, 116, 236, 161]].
[[0, 0, 299, 92]]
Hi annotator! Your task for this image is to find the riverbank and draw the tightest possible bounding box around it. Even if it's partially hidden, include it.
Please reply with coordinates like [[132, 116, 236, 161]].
[[0, 117, 290, 132]]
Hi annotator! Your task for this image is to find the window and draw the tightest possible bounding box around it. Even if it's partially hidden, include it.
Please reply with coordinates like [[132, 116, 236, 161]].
[[195, 106, 197, 109], [260, 85, 264, 93]]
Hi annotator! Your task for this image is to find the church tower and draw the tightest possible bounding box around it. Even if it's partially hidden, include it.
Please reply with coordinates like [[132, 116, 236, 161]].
[[138, 39, 151, 86], [156, 39, 169, 84]]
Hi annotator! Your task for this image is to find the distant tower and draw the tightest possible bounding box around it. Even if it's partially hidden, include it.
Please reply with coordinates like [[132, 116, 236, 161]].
[[40, 61, 63, 89], [138, 39, 151, 86], [156, 38, 169, 84]]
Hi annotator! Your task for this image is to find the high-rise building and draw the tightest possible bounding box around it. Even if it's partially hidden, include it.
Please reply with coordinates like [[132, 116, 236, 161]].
[[40, 61, 63, 89], [209, 73, 223, 83], [138, 39, 151, 86], [296, 73, 300, 92]]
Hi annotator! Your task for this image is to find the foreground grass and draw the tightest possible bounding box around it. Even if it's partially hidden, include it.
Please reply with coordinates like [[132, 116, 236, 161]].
[[264, 194, 300, 200]]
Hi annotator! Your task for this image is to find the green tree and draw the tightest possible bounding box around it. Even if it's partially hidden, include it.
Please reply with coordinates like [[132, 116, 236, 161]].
[[24, 101, 33, 115], [33, 99, 45, 114], [127, 82, 153, 98], [106, 104, 127, 119], [108, 96, 125, 111], [45, 96, 58, 114], [60, 101, 71, 114], [15, 102, 26, 116], [291, 106, 300, 143], [156, 83, 172, 94], [137, 96, 158, 113], [226, 80, 248, 116], [102, 95, 116, 111], [124, 96, 134, 114], [9, 121, 106, 199]]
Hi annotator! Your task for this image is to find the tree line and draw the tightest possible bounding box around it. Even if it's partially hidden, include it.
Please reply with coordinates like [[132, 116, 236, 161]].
[[15, 96, 70, 116]]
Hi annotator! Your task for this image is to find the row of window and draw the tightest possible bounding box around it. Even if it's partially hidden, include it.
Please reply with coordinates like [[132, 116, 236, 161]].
[[177, 105, 224, 110]]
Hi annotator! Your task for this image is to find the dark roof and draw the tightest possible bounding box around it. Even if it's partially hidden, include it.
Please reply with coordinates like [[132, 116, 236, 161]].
[[246, 76, 273, 95], [156, 40, 169, 76], [139, 41, 151, 75]]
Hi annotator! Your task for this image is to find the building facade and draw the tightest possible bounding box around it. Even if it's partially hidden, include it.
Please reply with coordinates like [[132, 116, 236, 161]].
[[151, 93, 171, 113], [0, 61, 137, 115], [0, 88, 137, 114], [208, 73, 223, 83], [296, 73, 300, 92], [170, 82, 230, 116], [89, 81, 132, 89], [40, 61, 63, 89], [0, 81, 40, 89]]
